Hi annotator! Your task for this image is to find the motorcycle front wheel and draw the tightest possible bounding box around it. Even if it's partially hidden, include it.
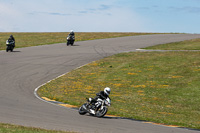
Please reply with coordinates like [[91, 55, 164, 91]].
[[95, 106, 108, 117], [6, 46, 10, 52], [78, 103, 87, 115], [11, 47, 13, 52]]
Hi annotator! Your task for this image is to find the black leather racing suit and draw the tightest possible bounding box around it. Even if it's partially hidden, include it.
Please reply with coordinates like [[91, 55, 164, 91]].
[[91, 91, 110, 110], [67, 32, 75, 40], [8, 36, 15, 47]]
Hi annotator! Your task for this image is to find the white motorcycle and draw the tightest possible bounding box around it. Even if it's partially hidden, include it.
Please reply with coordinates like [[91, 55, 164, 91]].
[[78, 97, 111, 117]]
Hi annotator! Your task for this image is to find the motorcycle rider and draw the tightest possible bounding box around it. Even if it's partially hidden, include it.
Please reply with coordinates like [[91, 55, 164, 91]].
[[89, 87, 111, 114], [8, 35, 15, 47], [69, 30, 75, 36], [67, 30, 75, 40], [66, 30, 75, 46]]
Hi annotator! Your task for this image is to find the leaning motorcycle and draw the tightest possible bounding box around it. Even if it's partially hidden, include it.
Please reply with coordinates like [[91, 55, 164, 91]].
[[78, 97, 111, 117], [6, 40, 15, 52], [66, 35, 75, 46]]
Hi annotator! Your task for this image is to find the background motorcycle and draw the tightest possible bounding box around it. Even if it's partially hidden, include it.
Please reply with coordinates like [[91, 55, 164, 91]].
[[66, 35, 75, 46], [78, 97, 111, 117], [6, 40, 15, 52]]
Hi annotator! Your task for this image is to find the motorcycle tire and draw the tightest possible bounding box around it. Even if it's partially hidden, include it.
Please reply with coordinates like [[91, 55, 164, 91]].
[[95, 106, 108, 118], [78, 103, 87, 115], [71, 41, 74, 46], [6, 46, 9, 52]]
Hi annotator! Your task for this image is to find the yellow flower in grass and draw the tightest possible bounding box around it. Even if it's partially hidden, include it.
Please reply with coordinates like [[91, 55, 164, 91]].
[[72, 81, 83, 88], [137, 90, 144, 93], [153, 97, 159, 100], [67, 77, 75, 79], [156, 85, 169, 88], [86, 90, 93, 93], [86, 73, 95, 75], [114, 83, 123, 87], [128, 73, 138, 75], [166, 105, 172, 108], [113, 79, 121, 81], [137, 90, 145, 96], [85, 85, 93, 90], [138, 93, 145, 96], [171, 76, 183, 78], [90, 62, 98, 66], [132, 85, 146, 88], [162, 85, 169, 87]]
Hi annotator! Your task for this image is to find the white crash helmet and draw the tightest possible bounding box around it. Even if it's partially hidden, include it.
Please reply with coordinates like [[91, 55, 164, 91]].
[[70, 30, 74, 33], [104, 87, 111, 96]]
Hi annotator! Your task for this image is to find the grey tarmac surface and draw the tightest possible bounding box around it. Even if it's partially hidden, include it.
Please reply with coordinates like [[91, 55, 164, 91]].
[[0, 34, 200, 133]]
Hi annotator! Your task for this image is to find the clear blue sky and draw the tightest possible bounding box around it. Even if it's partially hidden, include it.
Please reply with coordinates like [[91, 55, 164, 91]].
[[0, 0, 200, 33]]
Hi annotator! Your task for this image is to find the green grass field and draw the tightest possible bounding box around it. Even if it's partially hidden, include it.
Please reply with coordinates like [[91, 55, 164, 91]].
[[144, 38, 200, 50], [38, 38, 200, 129], [0, 32, 159, 50], [0, 123, 75, 133]]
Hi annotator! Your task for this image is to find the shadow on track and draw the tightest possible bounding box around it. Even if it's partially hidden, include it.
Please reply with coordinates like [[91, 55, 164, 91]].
[[12, 51, 21, 52], [66, 44, 80, 46]]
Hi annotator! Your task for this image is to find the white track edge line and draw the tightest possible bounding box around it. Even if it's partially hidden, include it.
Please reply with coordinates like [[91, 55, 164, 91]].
[[34, 62, 93, 109]]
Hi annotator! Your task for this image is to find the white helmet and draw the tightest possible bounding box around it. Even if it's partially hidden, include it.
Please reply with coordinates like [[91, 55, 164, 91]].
[[70, 30, 74, 33], [104, 87, 111, 96]]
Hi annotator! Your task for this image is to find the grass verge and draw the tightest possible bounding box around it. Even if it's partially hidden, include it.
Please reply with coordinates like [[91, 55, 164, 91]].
[[0, 32, 159, 50], [38, 39, 200, 129], [144, 38, 200, 50], [0, 123, 75, 133]]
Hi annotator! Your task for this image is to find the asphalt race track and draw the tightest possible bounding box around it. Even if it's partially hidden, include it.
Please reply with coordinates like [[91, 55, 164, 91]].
[[1, 34, 200, 133]]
